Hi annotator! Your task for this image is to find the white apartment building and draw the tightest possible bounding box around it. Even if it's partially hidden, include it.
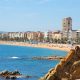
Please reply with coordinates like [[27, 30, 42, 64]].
[[52, 31, 62, 40], [76, 30, 80, 38], [8, 32, 24, 39]]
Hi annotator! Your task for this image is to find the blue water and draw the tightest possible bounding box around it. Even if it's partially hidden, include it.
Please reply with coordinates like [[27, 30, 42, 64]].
[[0, 44, 67, 80]]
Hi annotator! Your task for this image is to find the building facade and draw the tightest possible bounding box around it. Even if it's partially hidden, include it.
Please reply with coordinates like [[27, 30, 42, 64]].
[[62, 17, 72, 43], [52, 31, 62, 40], [62, 17, 72, 31]]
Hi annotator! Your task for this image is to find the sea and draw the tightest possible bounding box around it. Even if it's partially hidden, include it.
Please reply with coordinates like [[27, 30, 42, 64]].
[[0, 44, 67, 80]]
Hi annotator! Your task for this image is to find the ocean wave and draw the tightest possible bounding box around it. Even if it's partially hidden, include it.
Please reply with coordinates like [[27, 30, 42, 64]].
[[8, 56, 31, 60], [10, 56, 19, 59], [8, 56, 21, 60]]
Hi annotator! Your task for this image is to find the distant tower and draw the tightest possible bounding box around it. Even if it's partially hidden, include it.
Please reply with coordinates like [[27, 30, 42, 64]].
[[62, 17, 72, 32], [62, 17, 72, 44]]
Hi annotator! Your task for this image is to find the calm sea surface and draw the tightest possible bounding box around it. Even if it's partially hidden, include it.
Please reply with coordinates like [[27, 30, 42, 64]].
[[0, 44, 67, 80]]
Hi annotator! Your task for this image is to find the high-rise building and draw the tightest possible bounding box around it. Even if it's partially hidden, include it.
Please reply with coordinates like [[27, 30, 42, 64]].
[[62, 17, 72, 42], [62, 17, 72, 31]]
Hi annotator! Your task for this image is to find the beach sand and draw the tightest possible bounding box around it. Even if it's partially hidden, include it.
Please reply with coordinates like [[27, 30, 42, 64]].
[[0, 41, 75, 52]]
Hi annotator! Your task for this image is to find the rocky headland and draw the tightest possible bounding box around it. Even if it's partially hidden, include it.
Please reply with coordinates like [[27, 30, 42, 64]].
[[32, 56, 63, 60], [40, 46, 80, 80]]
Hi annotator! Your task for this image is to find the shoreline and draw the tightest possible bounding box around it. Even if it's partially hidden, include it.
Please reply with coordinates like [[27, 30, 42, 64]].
[[0, 41, 76, 52]]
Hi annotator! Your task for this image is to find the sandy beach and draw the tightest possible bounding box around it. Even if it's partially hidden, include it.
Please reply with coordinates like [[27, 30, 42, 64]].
[[0, 41, 76, 52]]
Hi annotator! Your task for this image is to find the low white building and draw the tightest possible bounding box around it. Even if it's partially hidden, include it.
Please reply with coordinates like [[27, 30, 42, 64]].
[[71, 30, 77, 40], [8, 32, 24, 39], [52, 31, 62, 40], [76, 30, 80, 38]]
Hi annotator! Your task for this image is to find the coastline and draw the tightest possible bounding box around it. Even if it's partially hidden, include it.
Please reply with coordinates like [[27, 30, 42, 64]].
[[0, 41, 75, 52]]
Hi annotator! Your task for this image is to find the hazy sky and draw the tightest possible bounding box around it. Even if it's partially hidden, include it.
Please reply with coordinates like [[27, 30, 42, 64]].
[[0, 0, 80, 32]]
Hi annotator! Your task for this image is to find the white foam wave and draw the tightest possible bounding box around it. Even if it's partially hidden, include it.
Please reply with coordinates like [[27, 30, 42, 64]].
[[10, 56, 19, 59]]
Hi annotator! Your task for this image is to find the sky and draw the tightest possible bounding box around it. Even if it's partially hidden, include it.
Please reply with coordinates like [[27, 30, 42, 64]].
[[0, 0, 80, 32]]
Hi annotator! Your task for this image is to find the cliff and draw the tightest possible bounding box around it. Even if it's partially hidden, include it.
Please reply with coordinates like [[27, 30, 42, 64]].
[[40, 46, 80, 80]]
